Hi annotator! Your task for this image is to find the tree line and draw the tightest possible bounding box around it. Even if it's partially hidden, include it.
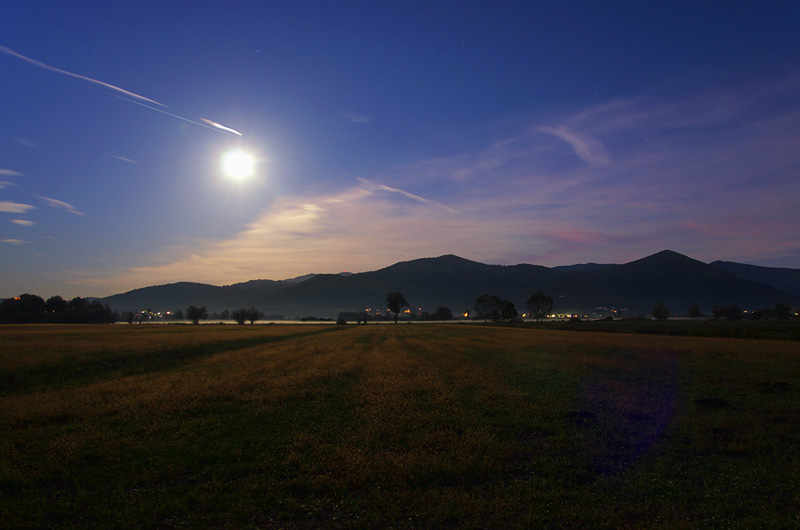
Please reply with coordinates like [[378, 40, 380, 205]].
[[184, 306, 265, 325], [337, 291, 556, 324], [122, 306, 267, 325], [0, 294, 117, 324], [4, 291, 795, 326], [652, 302, 797, 321], [472, 292, 554, 322]]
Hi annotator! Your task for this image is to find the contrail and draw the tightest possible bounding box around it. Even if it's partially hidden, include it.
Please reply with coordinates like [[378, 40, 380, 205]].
[[201, 118, 243, 136], [1, 44, 166, 107], [1, 44, 241, 136], [121, 95, 242, 136]]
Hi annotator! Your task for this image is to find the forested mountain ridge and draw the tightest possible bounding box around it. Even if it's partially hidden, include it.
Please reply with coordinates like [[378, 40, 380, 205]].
[[96, 251, 800, 318]]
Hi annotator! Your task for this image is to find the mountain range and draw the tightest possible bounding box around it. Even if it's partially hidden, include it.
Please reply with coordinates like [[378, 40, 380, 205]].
[[100, 250, 800, 318]]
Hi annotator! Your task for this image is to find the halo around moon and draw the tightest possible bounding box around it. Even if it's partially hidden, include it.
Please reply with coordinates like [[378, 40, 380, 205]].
[[222, 150, 254, 180]]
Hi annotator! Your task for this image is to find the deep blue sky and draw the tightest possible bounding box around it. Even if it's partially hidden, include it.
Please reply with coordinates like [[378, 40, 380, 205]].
[[2, 1, 799, 298]]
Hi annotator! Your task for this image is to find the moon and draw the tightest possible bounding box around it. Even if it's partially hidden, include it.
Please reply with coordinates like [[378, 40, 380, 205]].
[[222, 150, 254, 180]]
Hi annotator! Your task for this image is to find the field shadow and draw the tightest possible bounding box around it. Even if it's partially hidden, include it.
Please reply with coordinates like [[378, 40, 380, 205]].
[[0, 328, 335, 394], [569, 347, 680, 478]]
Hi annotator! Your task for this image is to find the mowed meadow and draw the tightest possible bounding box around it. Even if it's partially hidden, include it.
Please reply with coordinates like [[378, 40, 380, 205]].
[[1, 324, 798, 529]]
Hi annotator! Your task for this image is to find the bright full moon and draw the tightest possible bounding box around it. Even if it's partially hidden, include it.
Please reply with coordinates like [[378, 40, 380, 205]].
[[222, 150, 254, 180]]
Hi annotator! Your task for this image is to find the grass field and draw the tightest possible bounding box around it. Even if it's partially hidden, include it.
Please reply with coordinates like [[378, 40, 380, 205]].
[[1, 323, 798, 529]]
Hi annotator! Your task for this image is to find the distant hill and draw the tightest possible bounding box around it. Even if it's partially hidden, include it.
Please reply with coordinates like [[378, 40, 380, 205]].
[[712, 261, 800, 297], [532, 250, 797, 315], [553, 262, 614, 272], [100, 250, 800, 317], [261, 254, 562, 316], [102, 277, 303, 315]]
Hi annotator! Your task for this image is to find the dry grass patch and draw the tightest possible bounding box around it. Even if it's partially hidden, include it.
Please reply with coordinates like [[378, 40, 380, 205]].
[[1, 323, 799, 529]]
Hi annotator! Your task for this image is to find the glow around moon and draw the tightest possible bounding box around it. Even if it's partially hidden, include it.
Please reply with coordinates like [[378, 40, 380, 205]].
[[222, 150, 254, 180]]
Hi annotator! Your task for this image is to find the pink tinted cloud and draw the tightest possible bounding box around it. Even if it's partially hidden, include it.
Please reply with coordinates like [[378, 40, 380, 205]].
[[0, 201, 34, 214], [70, 180, 516, 291], [74, 75, 800, 292]]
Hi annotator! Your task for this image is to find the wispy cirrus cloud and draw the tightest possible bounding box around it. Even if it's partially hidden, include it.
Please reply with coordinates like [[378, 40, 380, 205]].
[[110, 155, 139, 164], [38, 196, 84, 216], [356, 178, 458, 212], [535, 126, 611, 165], [2, 239, 28, 245], [10, 219, 35, 226], [339, 110, 372, 123], [71, 180, 479, 290], [13, 138, 37, 148], [0, 201, 35, 214], [0, 169, 23, 191], [73, 75, 800, 292]]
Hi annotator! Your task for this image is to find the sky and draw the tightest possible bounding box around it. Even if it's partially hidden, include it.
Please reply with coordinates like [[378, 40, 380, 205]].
[[2, 1, 799, 299]]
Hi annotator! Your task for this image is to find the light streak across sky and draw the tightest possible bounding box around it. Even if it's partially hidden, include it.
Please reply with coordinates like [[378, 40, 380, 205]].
[[1, 2, 799, 299], [0, 44, 241, 136]]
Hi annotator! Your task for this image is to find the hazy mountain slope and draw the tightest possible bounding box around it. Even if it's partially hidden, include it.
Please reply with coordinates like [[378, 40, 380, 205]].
[[712, 261, 800, 297], [553, 263, 615, 272], [101, 282, 226, 313], [534, 251, 797, 314], [102, 279, 289, 314], [262, 255, 561, 315], [100, 251, 800, 317]]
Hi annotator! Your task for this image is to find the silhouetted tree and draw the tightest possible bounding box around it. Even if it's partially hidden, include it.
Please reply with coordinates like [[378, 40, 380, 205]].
[[433, 306, 453, 320], [501, 300, 519, 321], [75, 298, 116, 323], [712, 304, 742, 320], [526, 292, 554, 322], [122, 311, 136, 324], [232, 308, 247, 325], [652, 302, 670, 320], [245, 307, 264, 324], [688, 305, 701, 318], [0, 294, 46, 323], [186, 305, 208, 325], [173, 308, 183, 320], [474, 294, 503, 322], [774, 303, 792, 320], [67, 297, 89, 319], [386, 292, 410, 324], [0, 293, 115, 323], [45, 295, 68, 316]]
